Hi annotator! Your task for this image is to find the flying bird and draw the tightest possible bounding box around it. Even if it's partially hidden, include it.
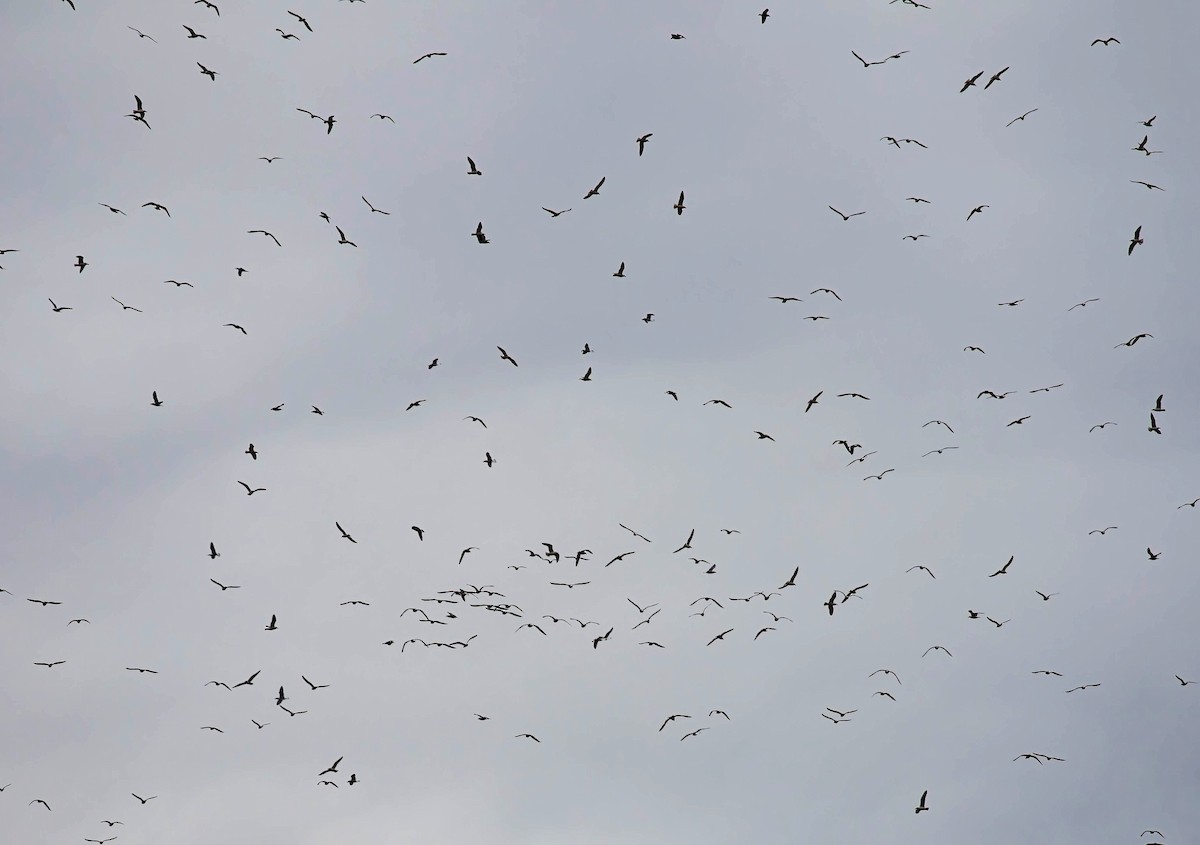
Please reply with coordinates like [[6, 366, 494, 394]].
[[960, 70, 985, 92], [413, 52, 448, 64], [990, 556, 1014, 577], [1006, 108, 1039, 127], [967, 205, 989, 220], [636, 133, 652, 155], [584, 177, 606, 199], [472, 222, 489, 244], [983, 66, 1009, 89], [915, 791, 929, 813], [1091, 37, 1120, 46], [673, 191, 686, 215], [1128, 225, 1144, 255], [828, 206, 865, 221]]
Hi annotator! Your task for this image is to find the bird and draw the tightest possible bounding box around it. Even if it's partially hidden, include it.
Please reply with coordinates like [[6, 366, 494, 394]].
[[542, 207, 571, 217], [163, 279, 193, 288], [411, 526, 424, 541], [318, 757, 343, 776], [335, 226, 357, 247], [131, 794, 157, 804], [1066, 684, 1101, 693], [581, 343, 591, 355], [208, 542, 220, 559], [288, 10, 313, 31], [195, 0, 219, 13], [127, 26, 156, 41], [74, 254, 88, 273], [1006, 108, 1039, 126], [182, 25, 206, 38], [923, 646, 952, 657], [754, 431, 775, 441], [264, 614, 278, 630], [1032, 670, 1063, 677], [30, 799, 51, 810], [769, 296, 802, 303], [874, 691, 896, 701], [1089, 527, 1118, 535], [237, 481, 266, 496], [823, 592, 839, 615], [197, 63, 217, 81], [805, 391, 822, 413], [828, 206, 865, 221], [335, 522, 356, 543], [915, 791, 929, 813], [362, 196, 389, 215], [370, 115, 394, 123], [967, 205, 989, 220], [1035, 591, 1059, 601], [497, 346, 518, 366], [1177, 498, 1200, 509], [960, 70, 985, 92], [903, 234, 930, 241], [670, 34, 686, 40], [1116, 333, 1153, 347], [126, 667, 158, 674], [201, 726, 224, 733], [472, 222, 489, 244], [673, 191, 686, 215], [1176, 676, 1194, 686], [922, 447, 958, 457], [923, 420, 954, 433], [464, 416, 487, 428], [276, 29, 300, 40], [907, 565, 936, 578], [990, 556, 1014, 577], [483, 452, 496, 468], [613, 262, 626, 277], [680, 728, 709, 740], [1091, 37, 1120, 46], [1128, 226, 1144, 255], [642, 314, 655, 323], [759, 8, 769, 22], [1007, 416, 1032, 426], [209, 579, 240, 591], [248, 229, 282, 246], [673, 528, 695, 553], [580, 367, 592, 382], [1069, 299, 1099, 310], [659, 714, 691, 731], [706, 628, 734, 646], [224, 323, 247, 335], [99, 203, 126, 214], [1148, 413, 1162, 434], [986, 617, 1011, 628], [232, 670, 260, 687], [636, 133, 653, 155], [67, 618, 89, 625], [864, 469, 895, 481], [27, 598, 63, 606], [1131, 180, 1164, 190], [150, 391, 163, 407], [413, 52, 448, 64], [33, 660, 66, 668], [584, 177, 606, 199], [405, 400, 425, 411], [466, 157, 482, 175], [1147, 547, 1162, 560], [998, 299, 1024, 307], [984, 66, 1009, 89]]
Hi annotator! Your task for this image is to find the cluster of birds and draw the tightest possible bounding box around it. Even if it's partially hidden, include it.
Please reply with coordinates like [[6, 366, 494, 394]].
[[5, 2, 1192, 844]]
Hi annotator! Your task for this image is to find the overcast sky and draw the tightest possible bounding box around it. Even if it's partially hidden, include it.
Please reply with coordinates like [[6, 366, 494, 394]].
[[2, 1, 1199, 843]]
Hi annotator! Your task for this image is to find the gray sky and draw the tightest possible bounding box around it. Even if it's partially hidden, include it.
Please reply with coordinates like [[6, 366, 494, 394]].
[[2, 1, 1199, 842]]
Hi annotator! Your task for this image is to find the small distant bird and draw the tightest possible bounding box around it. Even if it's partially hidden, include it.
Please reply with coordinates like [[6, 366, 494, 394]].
[[484, 452, 496, 467], [1131, 180, 1163, 190], [1006, 416, 1031, 426], [30, 799, 51, 810], [224, 323, 247, 334], [497, 346, 518, 366], [472, 222, 489, 244], [967, 205, 989, 220], [1153, 394, 1165, 412], [413, 52, 448, 64], [182, 25, 206, 39], [680, 728, 709, 740], [584, 177, 606, 199], [828, 206, 865, 221], [907, 565, 936, 578], [990, 556, 1014, 577], [362, 196, 389, 215], [1177, 498, 1200, 509], [1006, 108, 1039, 127], [915, 790, 929, 814], [1035, 591, 1059, 601], [754, 431, 775, 441], [127, 26, 156, 41], [984, 66, 1009, 89], [210, 579, 239, 591], [1147, 547, 1161, 560], [998, 299, 1023, 307], [636, 133, 653, 155], [405, 400, 425, 411], [411, 526, 424, 541], [311, 406, 324, 415], [673, 191, 686, 215], [34, 661, 66, 668], [370, 114, 394, 123], [1089, 527, 1117, 535], [131, 794, 157, 804], [1115, 333, 1153, 347], [335, 226, 357, 247], [670, 34, 686, 40], [542, 207, 571, 217], [760, 8, 769, 23], [74, 255, 88, 273], [1128, 226, 1144, 255], [288, 11, 313, 31], [642, 313, 654, 323], [208, 542, 219, 559], [1148, 413, 1161, 434], [805, 391, 822, 413], [769, 296, 802, 303], [99, 203, 126, 214], [1069, 299, 1099, 310], [961, 71, 985, 92], [248, 229, 282, 246], [1091, 37, 1120, 46], [580, 367, 592, 382], [923, 645, 952, 657], [1176, 676, 1194, 686], [264, 614, 278, 631], [613, 262, 626, 277], [197, 63, 217, 80], [151, 391, 163, 407], [336, 522, 356, 543], [515, 733, 540, 742], [276, 29, 300, 40], [466, 156, 482, 175], [864, 469, 895, 481], [811, 288, 842, 300]]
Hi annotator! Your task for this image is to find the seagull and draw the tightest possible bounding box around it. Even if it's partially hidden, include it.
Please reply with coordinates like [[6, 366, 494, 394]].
[[769, 296, 802, 303], [984, 66, 1009, 89], [197, 63, 217, 81], [335, 226, 357, 246], [126, 667, 157, 674], [673, 191, 686, 215], [1128, 225, 1144, 255], [224, 323, 247, 335], [542, 207, 571, 217], [828, 206, 865, 221], [370, 114, 394, 123], [411, 526, 424, 541], [613, 262, 626, 277], [580, 367, 592, 382], [33, 660, 66, 668], [99, 203, 126, 215], [960, 70, 985, 92], [1177, 498, 1200, 509], [208, 542, 219, 559], [131, 794, 157, 804], [497, 346, 518, 366], [1147, 547, 1161, 560], [670, 34, 686, 40], [1176, 676, 1194, 686], [1006, 108, 1039, 126], [1032, 670, 1063, 677], [201, 726, 224, 733], [30, 799, 51, 810], [967, 205, 989, 220], [1007, 416, 1032, 426], [906, 565, 936, 578], [998, 299, 1023, 307], [584, 177, 606, 199], [362, 196, 390, 215], [74, 254, 88, 273], [864, 469, 895, 481], [312, 406, 324, 415], [1116, 333, 1153, 347], [1089, 527, 1117, 535], [247, 229, 282, 246], [483, 452, 496, 467], [659, 714, 691, 731], [1069, 299, 1099, 310], [1131, 180, 1164, 190], [754, 431, 775, 441], [1066, 683, 1101, 692], [923, 645, 952, 657], [915, 790, 929, 813], [276, 29, 300, 40], [464, 416, 487, 427], [209, 579, 240, 591], [805, 391, 822, 413], [923, 419, 954, 433], [466, 157, 482, 175], [264, 614, 278, 631], [922, 447, 958, 457], [336, 522, 356, 543], [27, 598, 63, 606], [288, 11, 313, 31], [127, 26, 157, 42], [472, 222, 489, 244], [195, 0, 219, 14], [990, 556, 1014, 577], [1091, 37, 1120, 46], [1148, 413, 1161, 434], [182, 25, 206, 39], [413, 52, 448, 64], [680, 728, 709, 740], [1035, 591, 1059, 601], [706, 628, 734, 646], [636, 133, 653, 155]]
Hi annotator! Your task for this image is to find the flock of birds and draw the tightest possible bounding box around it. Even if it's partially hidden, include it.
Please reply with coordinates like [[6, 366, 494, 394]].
[[4, 2, 1193, 843]]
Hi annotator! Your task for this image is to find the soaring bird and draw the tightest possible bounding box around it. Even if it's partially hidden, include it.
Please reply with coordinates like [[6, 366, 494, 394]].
[[967, 205, 989, 220], [636, 133, 652, 155], [182, 25, 206, 39], [1006, 108, 1039, 127], [413, 52, 448, 63], [990, 556, 1014, 577], [237, 481, 265, 496], [1128, 225, 1144, 255], [584, 177, 606, 199], [497, 346, 518, 366], [336, 522, 356, 543], [673, 191, 686, 215], [983, 66, 1009, 89], [915, 790, 929, 813], [828, 206, 865, 221], [1090, 37, 1120, 45], [472, 222, 489, 244], [467, 157, 482, 175], [960, 71, 985, 92], [804, 391, 822, 413]]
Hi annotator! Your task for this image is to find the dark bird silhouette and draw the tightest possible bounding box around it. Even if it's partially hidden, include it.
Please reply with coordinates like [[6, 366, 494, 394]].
[[1128, 225, 1144, 255], [673, 528, 695, 553], [984, 66, 1009, 89], [1069, 299, 1099, 310], [1115, 333, 1152, 347], [27, 598, 63, 606], [1148, 413, 1161, 434], [248, 229, 281, 247], [497, 346, 518, 366], [232, 670, 260, 687], [707, 628, 734, 645], [811, 288, 842, 300], [580, 367, 592, 382], [636, 133, 652, 155], [907, 565, 935, 578], [126, 667, 157, 673], [542, 207, 571, 217], [197, 63, 217, 81], [472, 222, 489, 244], [584, 177, 606, 199], [828, 206, 865, 221], [805, 391, 822, 413], [990, 556, 1014, 577], [1091, 37, 1120, 45], [276, 29, 300, 40], [237, 481, 266, 496], [1131, 181, 1163, 191], [99, 203, 126, 214], [30, 799, 51, 810], [336, 522, 356, 543], [210, 579, 240, 591], [923, 645, 952, 657], [1007, 416, 1032, 426], [411, 526, 424, 541], [1147, 547, 1161, 560], [127, 26, 156, 42], [769, 296, 802, 303], [1006, 108, 1039, 127], [182, 25, 206, 39], [915, 791, 929, 813], [362, 196, 389, 215], [864, 469, 895, 481], [264, 614, 278, 631], [613, 262, 626, 277], [967, 205, 989, 220], [1066, 684, 1101, 692], [754, 431, 774, 441], [1035, 591, 1059, 601], [960, 70, 985, 92], [1089, 527, 1117, 535], [673, 191, 686, 215], [34, 660, 66, 668], [464, 416, 487, 427], [288, 10, 313, 31], [131, 793, 157, 804], [680, 728, 709, 740], [150, 391, 163, 407], [208, 542, 219, 559], [413, 52, 448, 64], [335, 226, 357, 247]]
